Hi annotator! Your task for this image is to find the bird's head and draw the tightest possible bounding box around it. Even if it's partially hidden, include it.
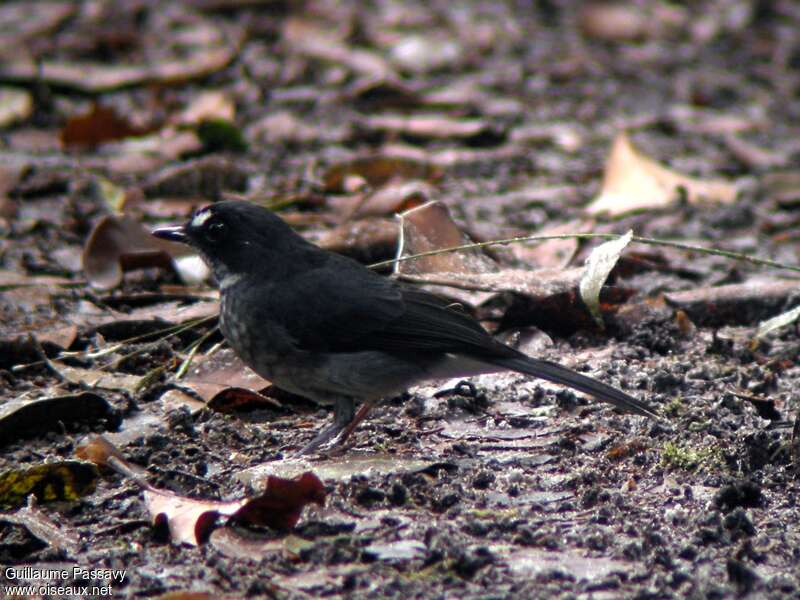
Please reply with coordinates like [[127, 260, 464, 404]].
[[152, 201, 305, 286]]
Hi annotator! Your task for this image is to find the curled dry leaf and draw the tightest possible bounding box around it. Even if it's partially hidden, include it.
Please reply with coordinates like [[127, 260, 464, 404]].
[[146, 472, 325, 546], [579, 230, 633, 330], [587, 132, 738, 216], [82, 213, 208, 289], [77, 435, 325, 545], [756, 305, 800, 340]]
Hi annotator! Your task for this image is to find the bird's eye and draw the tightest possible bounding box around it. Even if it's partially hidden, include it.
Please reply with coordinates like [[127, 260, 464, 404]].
[[205, 221, 227, 242]]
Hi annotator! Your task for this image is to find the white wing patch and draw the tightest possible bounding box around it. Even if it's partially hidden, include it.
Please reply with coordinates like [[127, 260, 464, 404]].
[[191, 209, 213, 228]]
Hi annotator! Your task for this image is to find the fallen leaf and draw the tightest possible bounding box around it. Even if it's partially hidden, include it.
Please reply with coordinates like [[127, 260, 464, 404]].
[[196, 119, 248, 153], [397, 201, 497, 276], [507, 219, 593, 269], [61, 104, 150, 149], [360, 113, 505, 145], [0, 503, 80, 556], [0, 461, 98, 509], [146, 472, 325, 546], [174, 91, 235, 126], [664, 279, 798, 327], [283, 16, 395, 80], [82, 213, 207, 289], [318, 217, 399, 264], [237, 454, 437, 489], [0, 393, 120, 447], [0, 86, 33, 128], [0, 39, 241, 94], [756, 305, 800, 339], [587, 132, 738, 216], [54, 363, 142, 394], [579, 231, 633, 329], [180, 347, 271, 403], [323, 156, 441, 193], [142, 156, 249, 199], [389, 33, 463, 74]]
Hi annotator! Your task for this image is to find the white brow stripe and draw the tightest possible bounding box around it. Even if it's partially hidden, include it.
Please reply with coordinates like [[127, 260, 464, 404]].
[[191, 210, 212, 228], [219, 273, 243, 290]]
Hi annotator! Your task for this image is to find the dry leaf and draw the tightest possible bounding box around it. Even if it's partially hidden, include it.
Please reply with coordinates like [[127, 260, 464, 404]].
[[360, 114, 505, 145], [579, 231, 633, 329], [323, 156, 441, 193], [61, 104, 151, 149], [174, 91, 235, 126], [146, 472, 325, 546], [0, 461, 98, 509], [181, 347, 271, 403], [0, 41, 240, 94], [82, 213, 208, 289], [587, 132, 738, 216], [0, 87, 32, 128], [0, 393, 119, 447], [756, 305, 800, 339]]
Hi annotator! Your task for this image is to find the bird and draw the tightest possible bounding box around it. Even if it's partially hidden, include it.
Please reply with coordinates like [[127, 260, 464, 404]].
[[153, 201, 657, 454]]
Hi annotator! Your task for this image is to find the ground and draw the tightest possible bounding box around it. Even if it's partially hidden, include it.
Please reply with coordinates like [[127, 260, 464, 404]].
[[1, 1, 800, 598]]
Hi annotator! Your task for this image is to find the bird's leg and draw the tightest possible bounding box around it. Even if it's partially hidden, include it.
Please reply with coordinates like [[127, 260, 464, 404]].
[[336, 399, 379, 448], [296, 396, 357, 455]]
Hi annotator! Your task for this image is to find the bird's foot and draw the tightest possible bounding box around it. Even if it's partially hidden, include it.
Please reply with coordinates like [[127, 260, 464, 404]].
[[295, 400, 377, 456]]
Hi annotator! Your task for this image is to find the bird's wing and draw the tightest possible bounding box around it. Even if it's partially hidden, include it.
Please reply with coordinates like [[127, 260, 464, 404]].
[[264, 257, 504, 357]]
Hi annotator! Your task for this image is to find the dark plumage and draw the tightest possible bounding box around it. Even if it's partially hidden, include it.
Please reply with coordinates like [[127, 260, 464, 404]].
[[154, 201, 657, 453]]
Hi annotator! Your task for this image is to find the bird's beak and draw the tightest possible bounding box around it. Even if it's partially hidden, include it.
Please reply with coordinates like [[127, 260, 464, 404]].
[[152, 224, 188, 244]]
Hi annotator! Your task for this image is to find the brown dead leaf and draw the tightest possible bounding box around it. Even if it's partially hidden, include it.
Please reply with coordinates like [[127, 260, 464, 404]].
[[142, 156, 249, 199], [395, 201, 589, 313], [61, 104, 153, 149], [0, 393, 119, 447], [0, 503, 80, 556], [324, 156, 442, 193], [360, 113, 505, 145], [0, 39, 241, 94], [318, 217, 399, 264], [181, 347, 271, 403], [283, 16, 395, 80], [664, 278, 799, 327], [54, 363, 141, 394], [174, 91, 235, 126], [328, 180, 433, 222], [580, 3, 686, 41], [507, 219, 593, 270], [82, 213, 203, 290], [398, 201, 497, 276], [587, 132, 738, 216], [146, 472, 325, 546], [77, 435, 324, 545]]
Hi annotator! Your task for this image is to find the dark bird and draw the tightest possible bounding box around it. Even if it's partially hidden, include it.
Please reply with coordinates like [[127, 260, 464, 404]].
[[153, 201, 657, 453]]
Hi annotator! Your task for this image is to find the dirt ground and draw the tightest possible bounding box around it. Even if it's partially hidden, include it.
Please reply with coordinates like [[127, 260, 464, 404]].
[[2, 1, 800, 598]]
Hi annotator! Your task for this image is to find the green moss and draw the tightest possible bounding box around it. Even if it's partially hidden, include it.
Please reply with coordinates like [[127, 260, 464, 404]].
[[660, 441, 721, 471]]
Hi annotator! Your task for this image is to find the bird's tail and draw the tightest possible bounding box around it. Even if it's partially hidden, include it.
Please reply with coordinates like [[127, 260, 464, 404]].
[[491, 354, 658, 419]]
